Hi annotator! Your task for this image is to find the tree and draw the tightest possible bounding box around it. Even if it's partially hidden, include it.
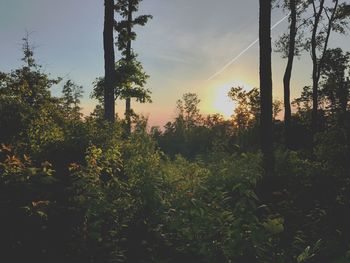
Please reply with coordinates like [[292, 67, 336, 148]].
[[176, 93, 202, 129], [305, 0, 349, 137], [320, 48, 350, 118], [90, 59, 151, 111], [0, 36, 61, 143], [275, 0, 307, 148], [61, 80, 83, 120], [228, 87, 260, 131], [228, 86, 282, 128], [259, 0, 274, 177], [103, 0, 116, 122], [114, 0, 152, 134]]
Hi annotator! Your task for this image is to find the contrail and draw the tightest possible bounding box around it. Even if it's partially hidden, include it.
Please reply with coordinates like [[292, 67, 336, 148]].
[[207, 12, 291, 81]]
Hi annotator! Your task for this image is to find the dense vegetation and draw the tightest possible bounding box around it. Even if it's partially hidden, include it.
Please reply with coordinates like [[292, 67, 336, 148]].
[[1, 0, 350, 262]]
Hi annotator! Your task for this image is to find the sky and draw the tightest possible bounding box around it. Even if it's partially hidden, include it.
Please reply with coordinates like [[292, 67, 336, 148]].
[[0, 0, 349, 127]]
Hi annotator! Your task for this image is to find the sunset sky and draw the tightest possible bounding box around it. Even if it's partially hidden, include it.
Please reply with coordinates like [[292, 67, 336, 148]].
[[1, 0, 349, 127]]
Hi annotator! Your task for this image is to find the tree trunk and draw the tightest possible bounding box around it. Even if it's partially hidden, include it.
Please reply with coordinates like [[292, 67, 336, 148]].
[[125, 97, 131, 132], [283, 0, 297, 149], [347, 79, 350, 162], [103, 0, 116, 122], [125, 0, 133, 135], [259, 0, 274, 177], [311, 0, 338, 139], [340, 78, 349, 116], [310, 0, 325, 137]]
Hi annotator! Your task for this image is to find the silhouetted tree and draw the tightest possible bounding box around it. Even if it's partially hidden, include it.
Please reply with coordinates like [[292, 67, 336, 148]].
[[259, 0, 274, 177], [306, 0, 349, 138], [103, 0, 116, 122], [320, 48, 350, 118], [228, 87, 260, 131], [115, 0, 152, 134], [275, 0, 307, 148]]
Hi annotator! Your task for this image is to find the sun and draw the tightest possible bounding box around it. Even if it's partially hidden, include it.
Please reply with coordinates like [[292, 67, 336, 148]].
[[209, 80, 253, 119], [212, 85, 235, 119]]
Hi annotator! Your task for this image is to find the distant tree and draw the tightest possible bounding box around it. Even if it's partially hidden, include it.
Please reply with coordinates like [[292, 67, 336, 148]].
[[103, 0, 116, 122], [61, 80, 83, 120], [259, 0, 274, 177], [228, 87, 260, 131], [114, 0, 152, 134], [176, 92, 202, 129], [157, 93, 236, 158], [228, 86, 282, 131], [292, 85, 327, 120]]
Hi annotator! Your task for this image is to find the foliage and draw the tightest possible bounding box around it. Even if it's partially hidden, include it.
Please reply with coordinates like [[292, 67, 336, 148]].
[[61, 80, 83, 120], [114, 0, 152, 126], [228, 86, 282, 131], [91, 59, 151, 104]]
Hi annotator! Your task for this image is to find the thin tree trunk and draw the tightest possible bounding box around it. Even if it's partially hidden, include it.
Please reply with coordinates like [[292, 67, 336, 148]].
[[283, 0, 297, 149], [346, 79, 350, 162], [259, 0, 274, 177], [103, 0, 116, 122], [125, 0, 133, 134], [340, 78, 349, 116], [310, 0, 325, 137], [311, 0, 338, 139]]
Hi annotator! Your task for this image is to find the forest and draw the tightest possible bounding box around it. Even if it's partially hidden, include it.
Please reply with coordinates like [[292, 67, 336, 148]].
[[1, 0, 350, 262]]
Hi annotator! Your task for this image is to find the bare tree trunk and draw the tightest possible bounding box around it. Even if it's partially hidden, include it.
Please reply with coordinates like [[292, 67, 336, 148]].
[[283, 0, 297, 149], [259, 0, 274, 177], [103, 0, 116, 122], [310, 0, 324, 137], [125, 0, 133, 134]]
